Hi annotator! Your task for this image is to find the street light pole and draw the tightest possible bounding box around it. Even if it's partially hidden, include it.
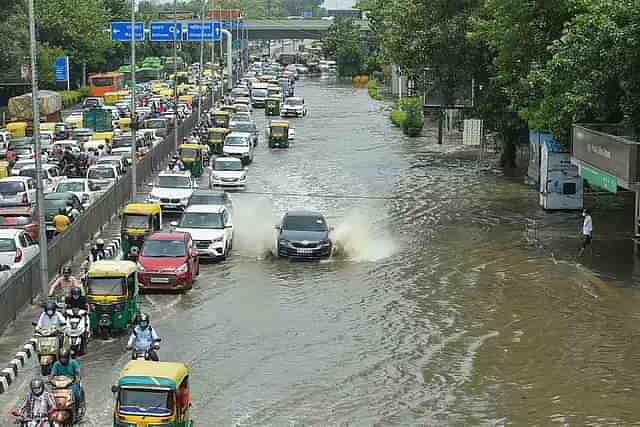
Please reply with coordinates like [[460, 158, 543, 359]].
[[197, 0, 206, 120], [27, 0, 49, 298], [130, 0, 137, 199], [173, 0, 179, 150], [210, 0, 215, 107]]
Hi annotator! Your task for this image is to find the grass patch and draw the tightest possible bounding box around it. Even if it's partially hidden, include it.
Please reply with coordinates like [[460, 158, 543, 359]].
[[60, 90, 82, 108]]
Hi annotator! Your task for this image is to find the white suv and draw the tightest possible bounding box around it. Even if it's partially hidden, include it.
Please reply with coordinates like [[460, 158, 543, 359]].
[[173, 205, 233, 260], [223, 132, 255, 165], [147, 171, 198, 212]]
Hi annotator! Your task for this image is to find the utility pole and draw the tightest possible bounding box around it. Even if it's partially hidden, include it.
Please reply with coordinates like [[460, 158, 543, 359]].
[[28, 0, 48, 299], [210, 0, 216, 107], [173, 0, 179, 150], [130, 0, 137, 199], [197, 0, 206, 120]]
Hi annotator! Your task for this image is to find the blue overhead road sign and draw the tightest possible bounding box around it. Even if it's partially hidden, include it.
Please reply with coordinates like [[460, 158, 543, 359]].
[[111, 21, 144, 41], [185, 21, 222, 41], [54, 56, 69, 82], [149, 21, 183, 41], [221, 20, 241, 30]]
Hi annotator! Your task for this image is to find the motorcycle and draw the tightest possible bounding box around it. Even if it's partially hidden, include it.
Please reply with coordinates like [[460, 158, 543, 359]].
[[63, 308, 88, 356], [12, 415, 51, 427], [130, 340, 161, 361], [32, 325, 61, 376], [50, 376, 85, 426]]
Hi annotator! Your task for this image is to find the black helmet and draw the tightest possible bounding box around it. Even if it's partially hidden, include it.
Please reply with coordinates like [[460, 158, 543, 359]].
[[130, 246, 140, 255], [45, 301, 56, 315], [70, 287, 82, 300], [63, 266, 72, 276], [30, 378, 44, 396], [59, 349, 70, 365]]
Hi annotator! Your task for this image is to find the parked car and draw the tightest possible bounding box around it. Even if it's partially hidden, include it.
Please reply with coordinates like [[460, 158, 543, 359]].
[[53, 178, 100, 208], [276, 210, 333, 259], [173, 205, 234, 260], [0, 205, 40, 241], [0, 177, 36, 206], [137, 232, 199, 291], [0, 228, 39, 269]]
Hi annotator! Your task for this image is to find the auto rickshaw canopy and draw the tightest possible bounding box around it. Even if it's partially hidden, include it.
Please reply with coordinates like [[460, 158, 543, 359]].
[[117, 360, 190, 390], [220, 105, 237, 115], [179, 143, 203, 157], [123, 203, 161, 217], [87, 260, 137, 278]]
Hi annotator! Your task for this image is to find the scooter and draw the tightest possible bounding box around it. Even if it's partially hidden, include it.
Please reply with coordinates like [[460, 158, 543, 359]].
[[129, 340, 161, 361], [50, 376, 85, 426], [11, 415, 51, 427], [63, 308, 88, 356], [33, 325, 61, 376]]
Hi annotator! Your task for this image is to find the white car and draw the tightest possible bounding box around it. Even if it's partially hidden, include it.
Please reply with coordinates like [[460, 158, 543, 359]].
[[147, 171, 198, 212], [53, 179, 99, 208], [10, 159, 36, 176], [281, 97, 307, 117], [173, 205, 233, 259], [111, 146, 134, 165], [19, 164, 64, 193], [0, 228, 39, 269], [208, 157, 247, 188], [0, 177, 36, 206], [223, 132, 255, 165], [86, 165, 119, 192]]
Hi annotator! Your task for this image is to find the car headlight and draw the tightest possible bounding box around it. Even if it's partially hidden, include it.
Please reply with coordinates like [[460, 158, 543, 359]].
[[211, 237, 223, 243], [320, 240, 331, 246], [279, 239, 290, 246], [136, 262, 145, 272], [176, 263, 188, 273], [180, 198, 189, 205]]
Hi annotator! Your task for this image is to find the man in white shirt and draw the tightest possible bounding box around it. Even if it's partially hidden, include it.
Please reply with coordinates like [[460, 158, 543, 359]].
[[578, 208, 593, 257]]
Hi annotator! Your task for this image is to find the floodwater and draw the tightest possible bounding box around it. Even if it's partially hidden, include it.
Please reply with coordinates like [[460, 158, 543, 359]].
[[2, 77, 640, 426]]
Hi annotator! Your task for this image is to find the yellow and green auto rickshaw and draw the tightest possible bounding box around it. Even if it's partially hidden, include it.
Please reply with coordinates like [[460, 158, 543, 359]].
[[179, 143, 204, 177], [112, 360, 193, 427], [6, 122, 27, 138], [268, 120, 290, 148], [104, 92, 120, 105], [118, 117, 132, 132], [207, 128, 229, 155], [211, 110, 230, 129], [265, 97, 281, 117], [121, 203, 162, 258], [86, 261, 140, 339]]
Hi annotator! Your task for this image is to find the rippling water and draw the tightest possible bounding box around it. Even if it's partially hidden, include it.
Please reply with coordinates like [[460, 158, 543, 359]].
[[2, 77, 640, 426]]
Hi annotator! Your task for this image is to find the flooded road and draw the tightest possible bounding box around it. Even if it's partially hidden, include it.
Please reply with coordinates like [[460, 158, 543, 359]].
[[2, 77, 640, 425]]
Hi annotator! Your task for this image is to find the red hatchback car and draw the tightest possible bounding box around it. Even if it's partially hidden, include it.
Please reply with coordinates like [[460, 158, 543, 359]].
[[137, 232, 199, 291]]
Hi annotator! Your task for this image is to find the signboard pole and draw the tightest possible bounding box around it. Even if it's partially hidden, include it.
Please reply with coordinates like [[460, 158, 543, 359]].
[[66, 57, 70, 91], [197, 0, 206, 120], [173, 0, 179, 151], [130, 0, 137, 200], [27, 0, 49, 299]]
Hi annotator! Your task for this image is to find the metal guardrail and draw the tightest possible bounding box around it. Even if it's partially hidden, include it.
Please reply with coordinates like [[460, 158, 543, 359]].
[[0, 100, 207, 333]]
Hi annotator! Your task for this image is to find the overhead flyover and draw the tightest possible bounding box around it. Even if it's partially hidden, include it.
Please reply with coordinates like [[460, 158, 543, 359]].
[[243, 19, 368, 40]]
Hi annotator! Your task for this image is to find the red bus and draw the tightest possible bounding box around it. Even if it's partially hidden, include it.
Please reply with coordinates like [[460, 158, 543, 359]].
[[88, 72, 124, 97]]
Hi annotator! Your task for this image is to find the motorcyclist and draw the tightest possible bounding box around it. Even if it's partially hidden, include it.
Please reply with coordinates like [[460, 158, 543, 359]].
[[49, 350, 82, 412], [49, 265, 82, 299], [173, 155, 185, 171], [95, 238, 107, 259], [36, 301, 66, 329], [128, 246, 140, 263], [126, 313, 161, 361], [89, 245, 102, 262], [66, 201, 80, 222], [65, 287, 90, 338], [12, 378, 55, 423]]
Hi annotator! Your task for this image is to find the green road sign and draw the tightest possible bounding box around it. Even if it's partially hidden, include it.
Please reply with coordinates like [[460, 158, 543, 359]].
[[581, 163, 618, 193], [233, 40, 241, 49]]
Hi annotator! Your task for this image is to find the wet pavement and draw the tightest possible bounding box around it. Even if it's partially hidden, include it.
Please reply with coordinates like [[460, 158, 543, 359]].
[[1, 77, 640, 425]]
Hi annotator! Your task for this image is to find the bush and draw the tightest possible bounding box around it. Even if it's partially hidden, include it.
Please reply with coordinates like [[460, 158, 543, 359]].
[[59, 90, 82, 108], [390, 111, 407, 127], [78, 86, 91, 98], [368, 79, 383, 100], [398, 97, 424, 136]]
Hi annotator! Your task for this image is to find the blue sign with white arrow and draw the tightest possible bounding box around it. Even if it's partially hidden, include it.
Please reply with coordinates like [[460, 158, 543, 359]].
[[111, 21, 144, 42], [54, 56, 68, 82], [149, 21, 183, 41], [185, 21, 222, 41], [221, 20, 241, 30]]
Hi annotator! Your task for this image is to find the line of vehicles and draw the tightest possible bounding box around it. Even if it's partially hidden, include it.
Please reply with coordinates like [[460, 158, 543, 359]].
[[11, 56, 337, 427]]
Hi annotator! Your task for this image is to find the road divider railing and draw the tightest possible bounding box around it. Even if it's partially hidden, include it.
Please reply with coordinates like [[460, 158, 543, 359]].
[[0, 101, 206, 336]]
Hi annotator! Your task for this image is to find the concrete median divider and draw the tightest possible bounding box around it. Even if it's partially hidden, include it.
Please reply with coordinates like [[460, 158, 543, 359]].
[[0, 101, 208, 341]]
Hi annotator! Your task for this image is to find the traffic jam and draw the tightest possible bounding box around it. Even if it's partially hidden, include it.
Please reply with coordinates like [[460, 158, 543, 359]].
[[0, 57, 326, 425]]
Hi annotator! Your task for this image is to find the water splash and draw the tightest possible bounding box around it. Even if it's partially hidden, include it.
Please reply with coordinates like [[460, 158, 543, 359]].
[[330, 210, 399, 262], [232, 196, 277, 258]]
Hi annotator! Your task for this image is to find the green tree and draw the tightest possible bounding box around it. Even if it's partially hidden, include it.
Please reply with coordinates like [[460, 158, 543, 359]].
[[322, 18, 363, 76]]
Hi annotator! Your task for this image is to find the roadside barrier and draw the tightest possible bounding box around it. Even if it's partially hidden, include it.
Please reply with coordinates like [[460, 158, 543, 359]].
[[0, 101, 208, 335]]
